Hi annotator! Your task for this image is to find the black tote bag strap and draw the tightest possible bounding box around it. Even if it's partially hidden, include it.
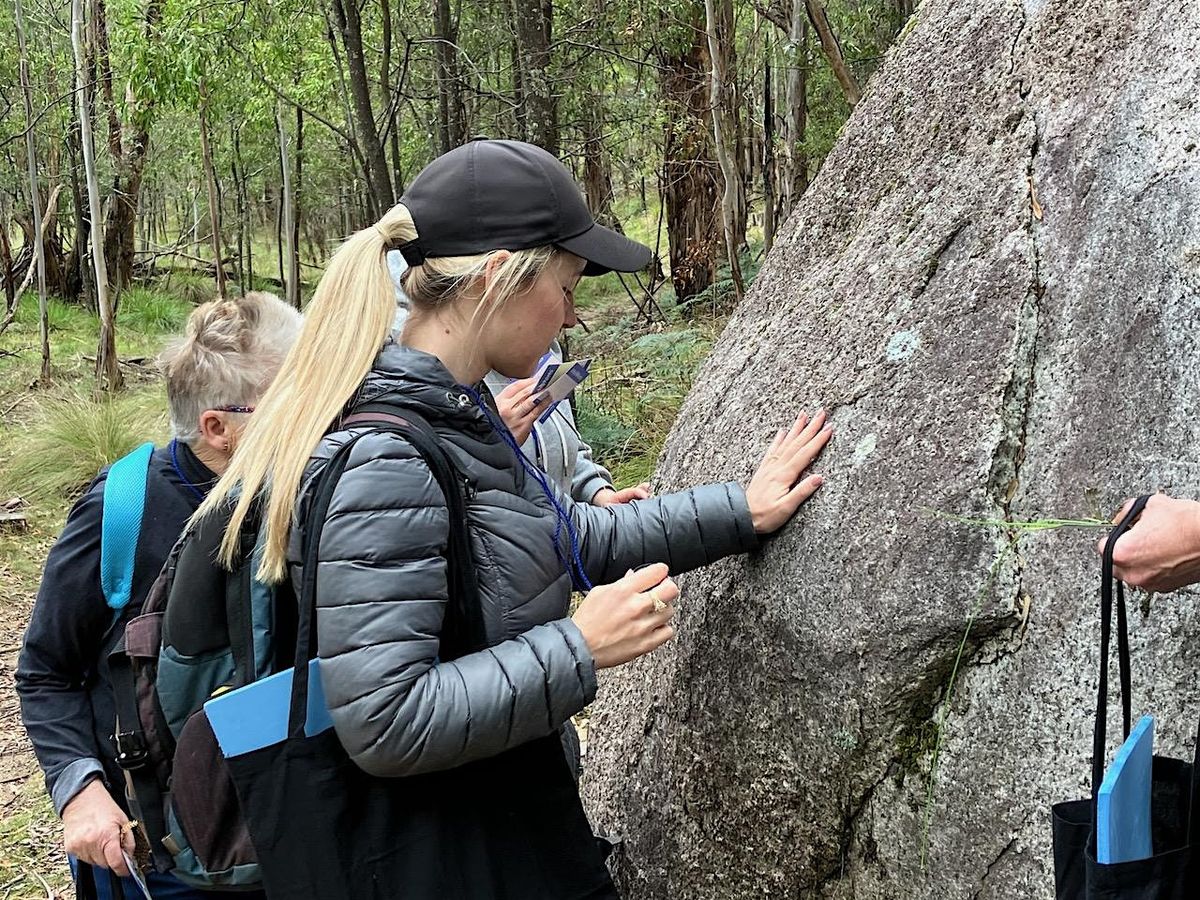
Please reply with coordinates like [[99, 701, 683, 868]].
[[286, 412, 482, 737], [1091, 494, 1153, 799]]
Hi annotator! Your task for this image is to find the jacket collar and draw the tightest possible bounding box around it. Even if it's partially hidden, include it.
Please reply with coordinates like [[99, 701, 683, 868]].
[[352, 341, 495, 437]]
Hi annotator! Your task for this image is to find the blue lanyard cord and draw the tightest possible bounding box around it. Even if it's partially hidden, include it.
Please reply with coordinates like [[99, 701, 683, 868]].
[[170, 439, 206, 502], [461, 386, 593, 592]]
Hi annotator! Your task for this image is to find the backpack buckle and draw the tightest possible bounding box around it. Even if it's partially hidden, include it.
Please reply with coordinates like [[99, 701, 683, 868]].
[[112, 730, 149, 769]]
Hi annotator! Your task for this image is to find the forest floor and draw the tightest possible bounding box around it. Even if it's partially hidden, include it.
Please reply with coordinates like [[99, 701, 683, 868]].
[[0, 248, 740, 896]]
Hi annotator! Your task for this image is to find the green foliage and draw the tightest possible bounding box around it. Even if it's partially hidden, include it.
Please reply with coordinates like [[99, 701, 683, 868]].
[[118, 287, 191, 333], [2, 390, 167, 503], [153, 272, 217, 307]]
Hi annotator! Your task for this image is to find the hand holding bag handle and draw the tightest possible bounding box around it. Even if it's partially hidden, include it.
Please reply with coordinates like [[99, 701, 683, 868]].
[[1092, 494, 1152, 805]]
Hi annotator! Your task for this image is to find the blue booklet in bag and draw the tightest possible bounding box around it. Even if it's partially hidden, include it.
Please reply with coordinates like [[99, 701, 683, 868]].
[[204, 658, 334, 758], [1097, 714, 1155, 864]]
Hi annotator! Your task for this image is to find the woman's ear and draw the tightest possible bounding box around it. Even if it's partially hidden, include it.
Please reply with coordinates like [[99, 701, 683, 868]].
[[196, 410, 231, 455], [479, 250, 513, 304]]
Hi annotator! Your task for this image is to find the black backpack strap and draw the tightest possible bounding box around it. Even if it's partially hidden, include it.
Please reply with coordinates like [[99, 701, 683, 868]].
[[225, 517, 260, 688], [108, 642, 173, 874], [341, 405, 484, 659]]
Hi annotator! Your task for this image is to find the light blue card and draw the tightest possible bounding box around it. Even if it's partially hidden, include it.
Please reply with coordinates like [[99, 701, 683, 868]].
[[1097, 714, 1154, 864], [203, 658, 333, 758]]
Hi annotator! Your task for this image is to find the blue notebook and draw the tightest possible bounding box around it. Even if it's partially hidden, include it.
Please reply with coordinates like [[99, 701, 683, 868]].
[[1097, 714, 1155, 864], [204, 659, 334, 758]]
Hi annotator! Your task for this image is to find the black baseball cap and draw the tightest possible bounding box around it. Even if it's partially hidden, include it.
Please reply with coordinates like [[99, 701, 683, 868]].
[[396, 139, 652, 277]]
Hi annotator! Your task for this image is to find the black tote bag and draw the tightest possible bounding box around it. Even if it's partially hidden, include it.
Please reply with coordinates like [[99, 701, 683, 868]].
[[1052, 495, 1200, 899], [224, 419, 617, 900]]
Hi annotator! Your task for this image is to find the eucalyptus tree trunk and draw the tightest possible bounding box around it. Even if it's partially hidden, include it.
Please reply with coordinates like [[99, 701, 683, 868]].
[[763, 54, 776, 253], [658, 2, 721, 305], [15, 0, 50, 380], [70, 0, 120, 392], [99, 0, 161, 294], [704, 0, 746, 300], [806, 0, 861, 107], [330, 0, 394, 216], [276, 108, 299, 308], [434, 0, 466, 153], [784, 0, 809, 214], [198, 80, 227, 298], [509, 0, 557, 155]]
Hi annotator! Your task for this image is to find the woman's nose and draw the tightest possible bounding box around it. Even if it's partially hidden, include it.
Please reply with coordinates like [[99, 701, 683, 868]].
[[563, 298, 577, 328]]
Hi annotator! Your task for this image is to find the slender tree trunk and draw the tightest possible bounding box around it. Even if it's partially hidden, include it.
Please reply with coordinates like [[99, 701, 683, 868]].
[[435, 0, 466, 152], [276, 108, 298, 307], [784, 3, 810, 214], [15, 0, 50, 380], [763, 53, 776, 252], [71, 0, 121, 391], [198, 80, 227, 297], [291, 106, 303, 305], [805, 0, 861, 107], [330, 0, 394, 215], [705, 0, 746, 300], [232, 127, 245, 292], [659, 4, 721, 305], [582, 96, 621, 232], [510, 0, 557, 155], [98, 0, 161, 295]]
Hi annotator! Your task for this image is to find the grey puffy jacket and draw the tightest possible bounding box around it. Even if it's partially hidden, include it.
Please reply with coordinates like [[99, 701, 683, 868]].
[[290, 343, 758, 778]]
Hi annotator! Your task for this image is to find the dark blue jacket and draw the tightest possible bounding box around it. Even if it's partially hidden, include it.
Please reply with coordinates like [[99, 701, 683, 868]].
[[16, 444, 215, 815]]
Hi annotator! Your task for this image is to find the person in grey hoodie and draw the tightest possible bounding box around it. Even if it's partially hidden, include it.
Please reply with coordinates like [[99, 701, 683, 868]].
[[199, 140, 832, 898], [391, 249, 650, 507]]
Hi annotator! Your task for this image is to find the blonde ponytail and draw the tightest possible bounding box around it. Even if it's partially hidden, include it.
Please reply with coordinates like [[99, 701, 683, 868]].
[[195, 204, 417, 581]]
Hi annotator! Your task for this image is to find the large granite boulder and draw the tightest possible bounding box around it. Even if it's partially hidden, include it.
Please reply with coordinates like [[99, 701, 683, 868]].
[[581, 0, 1200, 897]]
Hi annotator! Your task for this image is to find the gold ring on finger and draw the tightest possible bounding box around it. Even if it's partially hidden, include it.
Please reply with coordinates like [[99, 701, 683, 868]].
[[649, 587, 667, 613]]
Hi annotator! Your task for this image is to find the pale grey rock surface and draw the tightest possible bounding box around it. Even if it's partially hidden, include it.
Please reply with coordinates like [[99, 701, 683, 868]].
[[581, 0, 1200, 897]]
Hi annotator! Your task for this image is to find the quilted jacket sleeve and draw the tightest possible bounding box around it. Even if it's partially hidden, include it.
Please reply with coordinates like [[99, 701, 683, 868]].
[[570, 482, 760, 586], [307, 430, 597, 778]]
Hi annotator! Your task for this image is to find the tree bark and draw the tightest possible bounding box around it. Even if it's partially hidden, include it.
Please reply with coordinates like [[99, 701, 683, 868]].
[[434, 0, 466, 153], [784, 2, 809, 214], [705, 0, 747, 300], [291, 106, 303, 305], [509, 0, 557, 155], [330, 0, 394, 216], [582, 97, 621, 232], [763, 54, 776, 252], [15, 0, 50, 380], [198, 80, 227, 297], [805, 0, 862, 107], [658, 3, 721, 305], [276, 108, 299, 308], [99, 0, 162, 295], [71, 0, 120, 391]]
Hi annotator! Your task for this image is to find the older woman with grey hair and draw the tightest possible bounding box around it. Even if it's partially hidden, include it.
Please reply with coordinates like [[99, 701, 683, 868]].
[[16, 292, 301, 900]]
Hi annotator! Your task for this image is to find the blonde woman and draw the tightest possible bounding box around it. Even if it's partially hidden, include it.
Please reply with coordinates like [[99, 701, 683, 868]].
[[17, 293, 300, 899], [202, 140, 831, 898]]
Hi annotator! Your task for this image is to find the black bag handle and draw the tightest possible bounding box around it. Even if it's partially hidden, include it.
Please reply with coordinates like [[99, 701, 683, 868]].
[[1092, 494, 1152, 799], [286, 410, 482, 738]]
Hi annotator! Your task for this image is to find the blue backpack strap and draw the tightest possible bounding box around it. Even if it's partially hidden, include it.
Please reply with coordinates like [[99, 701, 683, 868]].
[[100, 442, 156, 611]]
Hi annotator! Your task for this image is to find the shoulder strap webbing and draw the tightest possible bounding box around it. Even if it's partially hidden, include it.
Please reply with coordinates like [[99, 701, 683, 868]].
[[340, 406, 484, 659], [101, 442, 155, 611]]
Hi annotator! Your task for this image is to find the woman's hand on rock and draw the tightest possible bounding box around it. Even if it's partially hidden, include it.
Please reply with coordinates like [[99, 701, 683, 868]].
[[745, 410, 832, 535], [572, 563, 679, 669]]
